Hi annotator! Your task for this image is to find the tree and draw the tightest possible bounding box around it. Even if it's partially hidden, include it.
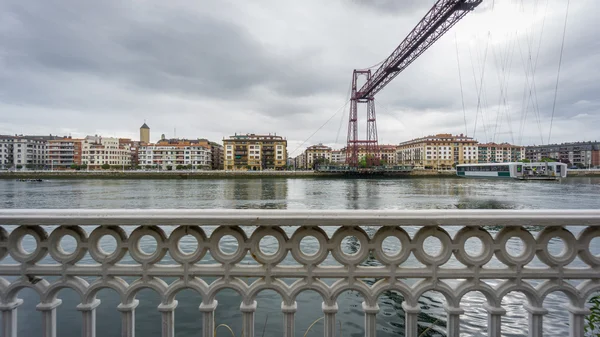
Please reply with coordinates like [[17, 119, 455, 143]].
[[101, 163, 110, 170], [25, 164, 35, 169], [358, 156, 367, 168], [176, 165, 183, 170], [145, 165, 152, 170], [70, 163, 79, 170], [187, 164, 193, 170], [16, 165, 22, 169], [518, 159, 530, 163], [312, 157, 330, 170], [80, 163, 87, 170], [166, 165, 173, 171], [541, 157, 558, 162]]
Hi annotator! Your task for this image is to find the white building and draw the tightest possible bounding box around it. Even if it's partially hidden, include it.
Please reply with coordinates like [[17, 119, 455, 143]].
[[81, 136, 132, 169], [331, 149, 346, 164], [138, 140, 211, 169], [0, 135, 48, 170], [305, 144, 332, 169]]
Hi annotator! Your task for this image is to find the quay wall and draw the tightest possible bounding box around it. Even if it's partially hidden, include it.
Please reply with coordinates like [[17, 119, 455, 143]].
[[1, 169, 597, 179]]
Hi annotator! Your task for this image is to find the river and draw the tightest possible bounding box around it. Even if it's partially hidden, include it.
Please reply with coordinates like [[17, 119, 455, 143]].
[[1, 177, 599, 336]]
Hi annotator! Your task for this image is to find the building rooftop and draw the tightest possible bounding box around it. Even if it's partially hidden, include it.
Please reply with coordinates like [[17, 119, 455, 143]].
[[140, 123, 150, 129], [225, 133, 286, 140]]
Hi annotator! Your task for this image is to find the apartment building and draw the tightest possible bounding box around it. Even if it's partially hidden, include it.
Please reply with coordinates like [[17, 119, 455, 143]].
[[223, 133, 287, 171], [331, 149, 346, 164], [210, 142, 224, 170], [138, 139, 211, 169], [525, 142, 600, 168], [478, 143, 525, 163], [378, 145, 397, 165], [397, 133, 478, 169], [119, 139, 141, 168], [48, 137, 83, 169], [305, 144, 332, 169], [0, 136, 14, 170], [81, 136, 132, 169], [0, 135, 49, 170], [293, 153, 306, 170]]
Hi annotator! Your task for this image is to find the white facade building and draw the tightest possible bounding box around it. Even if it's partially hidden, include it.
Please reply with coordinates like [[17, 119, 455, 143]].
[[331, 149, 346, 164], [81, 136, 131, 169], [0, 135, 48, 170], [138, 141, 211, 169]]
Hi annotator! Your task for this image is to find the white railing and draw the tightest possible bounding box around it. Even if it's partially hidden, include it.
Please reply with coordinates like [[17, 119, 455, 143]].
[[0, 209, 599, 337]]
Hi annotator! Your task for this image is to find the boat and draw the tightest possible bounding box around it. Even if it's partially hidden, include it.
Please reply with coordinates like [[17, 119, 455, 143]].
[[15, 179, 44, 182], [456, 162, 567, 180]]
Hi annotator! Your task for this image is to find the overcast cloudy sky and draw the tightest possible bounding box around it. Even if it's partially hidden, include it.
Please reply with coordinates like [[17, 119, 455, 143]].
[[1, 0, 598, 156]]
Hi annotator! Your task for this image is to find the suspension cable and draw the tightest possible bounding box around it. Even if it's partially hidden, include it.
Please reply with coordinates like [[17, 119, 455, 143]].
[[289, 99, 350, 157], [455, 33, 468, 137], [335, 82, 353, 145], [548, 0, 571, 144]]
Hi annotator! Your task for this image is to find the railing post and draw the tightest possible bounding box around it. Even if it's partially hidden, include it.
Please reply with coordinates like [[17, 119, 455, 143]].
[[524, 304, 547, 337], [281, 301, 297, 337], [77, 299, 102, 337], [158, 300, 178, 337], [240, 300, 257, 337], [36, 299, 62, 337], [483, 304, 505, 337], [199, 300, 218, 337], [117, 300, 139, 337], [0, 299, 23, 337], [362, 302, 379, 337], [567, 305, 590, 337], [444, 305, 464, 337], [322, 302, 338, 337], [402, 302, 420, 337]]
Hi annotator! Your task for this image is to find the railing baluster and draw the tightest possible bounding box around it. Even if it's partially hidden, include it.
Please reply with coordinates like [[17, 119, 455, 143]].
[[322, 302, 338, 337], [0, 299, 23, 337], [362, 302, 379, 337], [117, 300, 139, 337], [36, 299, 62, 337], [240, 301, 257, 337], [566, 305, 590, 337], [524, 305, 547, 337], [77, 299, 101, 337], [199, 300, 218, 337], [158, 301, 178, 337], [444, 305, 464, 337], [484, 304, 505, 337], [281, 301, 297, 337], [402, 303, 419, 337]]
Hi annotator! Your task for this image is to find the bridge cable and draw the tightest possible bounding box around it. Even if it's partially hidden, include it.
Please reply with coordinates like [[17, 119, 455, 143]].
[[335, 82, 353, 145], [290, 98, 350, 157], [454, 33, 469, 137], [471, 31, 491, 142], [548, 0, 571, 144]]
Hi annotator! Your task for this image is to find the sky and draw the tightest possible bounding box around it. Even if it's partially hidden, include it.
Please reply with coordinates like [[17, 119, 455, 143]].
[[1, 0, 598, 157]]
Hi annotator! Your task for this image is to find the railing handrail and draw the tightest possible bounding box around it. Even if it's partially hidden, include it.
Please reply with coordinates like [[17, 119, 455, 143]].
[[0, 209, 599, 226]]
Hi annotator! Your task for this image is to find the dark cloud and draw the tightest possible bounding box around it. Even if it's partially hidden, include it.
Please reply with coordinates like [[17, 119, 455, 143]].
[[0, 0, 597, 148], [347, 0, 436, 15]]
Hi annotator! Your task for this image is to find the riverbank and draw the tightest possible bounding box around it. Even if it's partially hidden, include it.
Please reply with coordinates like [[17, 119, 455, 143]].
[[2, 169, 597, 179], [0, 170, 458, 179]]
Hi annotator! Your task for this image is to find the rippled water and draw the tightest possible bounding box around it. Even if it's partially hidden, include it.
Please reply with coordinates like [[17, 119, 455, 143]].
[[1, 177, 600, 337]]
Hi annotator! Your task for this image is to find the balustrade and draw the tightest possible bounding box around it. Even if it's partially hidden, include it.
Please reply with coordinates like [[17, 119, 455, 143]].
[[0, 210, 599, 337]]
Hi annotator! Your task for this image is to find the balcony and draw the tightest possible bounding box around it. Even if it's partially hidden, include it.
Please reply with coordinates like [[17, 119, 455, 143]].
[[0, 210, 598, 337]]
